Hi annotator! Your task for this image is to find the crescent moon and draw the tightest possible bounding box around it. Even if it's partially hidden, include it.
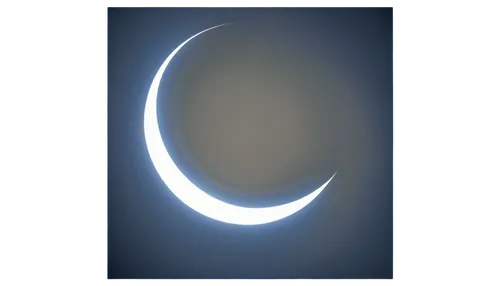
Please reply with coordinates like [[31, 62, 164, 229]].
[[144, 24, 336, 225]]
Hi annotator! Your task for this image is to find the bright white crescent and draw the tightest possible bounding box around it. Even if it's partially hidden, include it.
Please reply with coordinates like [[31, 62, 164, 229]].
[[144, 24, 336, 225]]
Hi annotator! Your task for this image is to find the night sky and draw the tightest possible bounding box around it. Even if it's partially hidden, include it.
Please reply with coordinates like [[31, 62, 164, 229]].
[[108, 8, 393, 279]]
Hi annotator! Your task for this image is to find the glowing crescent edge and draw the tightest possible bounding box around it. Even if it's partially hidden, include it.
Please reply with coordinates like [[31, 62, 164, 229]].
[[144, 24, 336, 225]]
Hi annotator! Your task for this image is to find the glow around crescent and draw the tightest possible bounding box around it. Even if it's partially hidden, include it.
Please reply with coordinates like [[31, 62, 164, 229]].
[[144, 24, 336, 225]]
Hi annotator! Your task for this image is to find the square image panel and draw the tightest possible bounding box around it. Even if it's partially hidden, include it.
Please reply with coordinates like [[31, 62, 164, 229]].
[[108, 7, 393, 279]]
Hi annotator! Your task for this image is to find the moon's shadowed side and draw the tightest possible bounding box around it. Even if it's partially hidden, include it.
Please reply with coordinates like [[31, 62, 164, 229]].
[[158, 23, 349, 207]]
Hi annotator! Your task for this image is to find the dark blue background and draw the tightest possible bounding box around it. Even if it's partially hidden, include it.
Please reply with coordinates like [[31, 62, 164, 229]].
[[108, 8, 392, 279]]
